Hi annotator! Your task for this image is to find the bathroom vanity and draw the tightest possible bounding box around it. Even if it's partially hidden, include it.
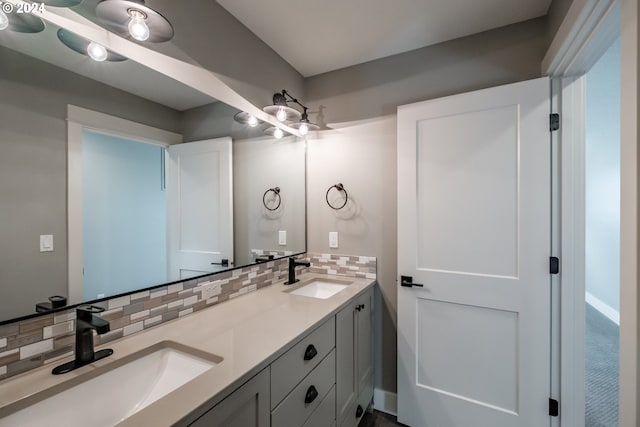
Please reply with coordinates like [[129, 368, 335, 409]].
[[0, 273, 374, 427]]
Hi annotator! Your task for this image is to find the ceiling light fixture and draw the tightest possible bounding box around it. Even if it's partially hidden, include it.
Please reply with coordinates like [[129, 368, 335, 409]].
[[96, 0, 173, 43], [57, 28, 128, 62]]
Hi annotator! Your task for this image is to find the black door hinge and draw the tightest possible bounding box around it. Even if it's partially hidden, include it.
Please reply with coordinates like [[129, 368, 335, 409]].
[[549, 398, 559, 417], [550, 114, 560, 132], [550, 257, 559, 274]]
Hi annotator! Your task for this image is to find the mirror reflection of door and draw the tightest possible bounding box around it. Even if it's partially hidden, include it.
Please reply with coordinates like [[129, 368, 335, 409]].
[[81, 132, 234, 301], [82, 130, 168, 300], [166, 138, 233, 280]]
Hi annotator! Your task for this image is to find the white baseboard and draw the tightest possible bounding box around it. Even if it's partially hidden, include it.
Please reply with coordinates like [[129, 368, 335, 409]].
[[373, 388, 397, 416], [586, 291, 620, 325]]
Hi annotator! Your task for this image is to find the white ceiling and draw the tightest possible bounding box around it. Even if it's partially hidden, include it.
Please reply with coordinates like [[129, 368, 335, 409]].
[[217, 0, 552, 77]]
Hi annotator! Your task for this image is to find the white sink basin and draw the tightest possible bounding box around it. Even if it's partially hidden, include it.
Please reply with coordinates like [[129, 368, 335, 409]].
[[0, 342, 221, 427], [289, 279, 350, 299]]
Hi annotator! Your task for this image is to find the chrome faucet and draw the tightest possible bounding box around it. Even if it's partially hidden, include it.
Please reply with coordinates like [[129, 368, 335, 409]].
[[286, 257, 311, 285], [52, 305, 114, 375]]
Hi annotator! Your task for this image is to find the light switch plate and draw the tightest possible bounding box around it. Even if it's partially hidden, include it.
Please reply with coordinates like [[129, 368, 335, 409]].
[[279, 230, 287, 246], [329, 232, 338, 248], [40, 235, 54, 252]]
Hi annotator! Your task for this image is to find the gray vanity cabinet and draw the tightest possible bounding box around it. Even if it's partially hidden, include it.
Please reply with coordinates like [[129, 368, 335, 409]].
[[336, 288, 374, 427], [190, 367, 270, 427], [188, 286, 373, 427]]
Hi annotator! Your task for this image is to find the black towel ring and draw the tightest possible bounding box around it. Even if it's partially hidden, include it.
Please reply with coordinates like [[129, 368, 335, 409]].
[[326, 183, 348, 210], [263, 187, 281, 211]]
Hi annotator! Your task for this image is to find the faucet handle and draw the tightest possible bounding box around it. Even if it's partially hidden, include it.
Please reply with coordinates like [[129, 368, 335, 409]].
[[76, 305, 105, 320]]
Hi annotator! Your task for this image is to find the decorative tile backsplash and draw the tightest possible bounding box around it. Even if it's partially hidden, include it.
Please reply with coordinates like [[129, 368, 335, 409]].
[[250, 249, 295, 262], [306, 252, 377, 280], [0, 252, 376, 382]]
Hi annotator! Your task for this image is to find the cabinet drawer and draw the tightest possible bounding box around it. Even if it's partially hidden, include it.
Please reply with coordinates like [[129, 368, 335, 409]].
[[272, 349, 336, 427], [271, 317, 335, 408], [303, 386, 336, 427]]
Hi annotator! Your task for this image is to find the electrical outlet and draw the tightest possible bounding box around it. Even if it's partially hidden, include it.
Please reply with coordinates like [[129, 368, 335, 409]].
[[329, 232, 339, 248]]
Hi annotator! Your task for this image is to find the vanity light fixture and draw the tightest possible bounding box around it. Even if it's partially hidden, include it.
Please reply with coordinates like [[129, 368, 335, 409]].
[[34, 0, 83, 7], [57, 28, 128, 62], [96, 0, 174, 43], [289, 107, 320, 136], [265, 126, 286, 139], [263, 90, 302, 123], [127, 9, 149, 41], [0, 12, 46, 33], [233, 111, 261, 128], [263, 90, 319, 136], [87, 41, 108, 62], [0, 10, 8, 30]]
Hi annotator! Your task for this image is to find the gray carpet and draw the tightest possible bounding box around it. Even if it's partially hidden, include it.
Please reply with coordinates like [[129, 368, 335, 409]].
[[585, 303, 619, 427]]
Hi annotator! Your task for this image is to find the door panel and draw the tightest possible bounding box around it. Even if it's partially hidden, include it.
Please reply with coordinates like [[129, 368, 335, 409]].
[[397, 77, 551, 427], [416, 105, 519, 278], [167, 137, 233, 280]]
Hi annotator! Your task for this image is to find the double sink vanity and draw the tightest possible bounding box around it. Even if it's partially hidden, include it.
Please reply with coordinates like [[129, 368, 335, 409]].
[[0, 271, 374, 427]]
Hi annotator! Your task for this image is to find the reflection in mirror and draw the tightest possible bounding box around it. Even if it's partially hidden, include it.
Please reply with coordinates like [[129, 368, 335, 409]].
[[0, 21, 305, 323]]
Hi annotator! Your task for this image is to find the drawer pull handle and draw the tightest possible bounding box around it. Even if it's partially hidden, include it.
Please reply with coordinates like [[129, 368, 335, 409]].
[[356, 404, 364, 418], [305, 385, 319, 404], [304, 344, 318, 361]]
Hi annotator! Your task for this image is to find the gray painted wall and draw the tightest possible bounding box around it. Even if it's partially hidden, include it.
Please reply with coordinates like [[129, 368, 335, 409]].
[[233, 136, 306, 266], [304, 17, 549, 395], [585, 38, 621, 313], [547, 0, 576, 44], [0, 46, 181, 321], [181, 103, 306, 267], [181, 102, 265, 143]]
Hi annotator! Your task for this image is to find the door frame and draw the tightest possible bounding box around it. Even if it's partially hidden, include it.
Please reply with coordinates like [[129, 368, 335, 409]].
[[543, 0, 627, 425], [66, 105, 182, 304]]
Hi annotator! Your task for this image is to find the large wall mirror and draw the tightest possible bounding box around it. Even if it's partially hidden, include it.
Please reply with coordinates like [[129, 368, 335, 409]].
[[0, 13, 306, 323]]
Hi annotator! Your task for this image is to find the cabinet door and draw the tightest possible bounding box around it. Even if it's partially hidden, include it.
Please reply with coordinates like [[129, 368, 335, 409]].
[[356, 289, 373, 396], [190, 367, 270, 427], [336, 302, 357, 427]]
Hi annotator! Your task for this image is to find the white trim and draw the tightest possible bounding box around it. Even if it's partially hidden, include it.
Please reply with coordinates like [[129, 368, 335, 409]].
[[545, 0, 624, 424], [67, 105, 182, 147], [618, 1, 639, 424], [543, 0, 620, 76], [67, 105, 183, 303], [373, 388, 397, 416], [585, 292, 620, 325], [559, 75, 587, 427], [549, 77, 561, 427]]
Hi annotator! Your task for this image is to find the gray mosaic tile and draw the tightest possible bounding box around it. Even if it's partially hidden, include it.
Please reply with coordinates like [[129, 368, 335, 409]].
[[7, 331, 42, 350], [0, 324, 19, 339], [7, 356, 43, 376]]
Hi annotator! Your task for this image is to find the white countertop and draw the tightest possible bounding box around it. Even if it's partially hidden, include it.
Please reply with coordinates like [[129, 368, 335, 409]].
[[0, 273, 375, 426]]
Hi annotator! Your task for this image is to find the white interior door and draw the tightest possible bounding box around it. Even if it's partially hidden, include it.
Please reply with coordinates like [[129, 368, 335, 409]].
[[397, 77, 551, 427], [167, 137, 233, 280]]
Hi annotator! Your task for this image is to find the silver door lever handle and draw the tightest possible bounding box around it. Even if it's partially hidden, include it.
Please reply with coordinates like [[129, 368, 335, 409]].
[[401, 275, 423, 287]]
